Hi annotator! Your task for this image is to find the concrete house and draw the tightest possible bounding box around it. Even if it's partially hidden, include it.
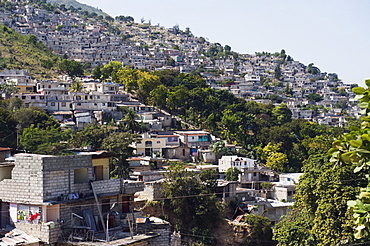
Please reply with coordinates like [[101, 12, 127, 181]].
[[218, 156, 274, 189], [0, 69, 35, 95], [0, 153, 145, 244], [174, 130, 214, 148], [271, 173, 303, 202]]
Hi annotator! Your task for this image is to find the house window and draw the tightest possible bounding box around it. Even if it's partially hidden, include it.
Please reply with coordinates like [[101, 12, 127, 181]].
[[21, 96, 26, 99], [145, 141, 152, 147], [183, 149, 185, 156], [40, 96, 44, 99], [61, 102, 66, 107], [168, 137, 178, 142], [198, 135, 208, 142], [74, 168, 88, 183], [51, 102, 55, 106]]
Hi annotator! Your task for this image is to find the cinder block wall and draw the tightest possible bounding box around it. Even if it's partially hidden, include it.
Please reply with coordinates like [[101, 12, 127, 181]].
[[0, 155, 93, 204], [0, 155, 45, 204], [42, 155, 93, 201]]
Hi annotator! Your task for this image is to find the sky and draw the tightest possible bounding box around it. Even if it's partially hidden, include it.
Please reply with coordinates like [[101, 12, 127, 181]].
[[78, 0, 370, 86]]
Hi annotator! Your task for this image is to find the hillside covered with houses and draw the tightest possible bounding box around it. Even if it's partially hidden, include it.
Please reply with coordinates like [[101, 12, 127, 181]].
[[0, 0, 360, 127], [0, 0, 367, 246]]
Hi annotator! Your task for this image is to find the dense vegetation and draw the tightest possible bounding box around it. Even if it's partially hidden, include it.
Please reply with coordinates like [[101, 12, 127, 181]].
[[94, 62, 346, 173], [0, 23, 59, 78], [273, 82, 370, 245]]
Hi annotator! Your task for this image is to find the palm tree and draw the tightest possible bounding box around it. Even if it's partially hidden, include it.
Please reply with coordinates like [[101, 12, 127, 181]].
[[68, 81, 84, 128], [69, 81, 84, 92]]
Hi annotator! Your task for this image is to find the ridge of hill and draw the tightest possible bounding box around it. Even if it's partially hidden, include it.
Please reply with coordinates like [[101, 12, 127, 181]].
[[0, 23, 59, 79], [46, 0, 109, 17]]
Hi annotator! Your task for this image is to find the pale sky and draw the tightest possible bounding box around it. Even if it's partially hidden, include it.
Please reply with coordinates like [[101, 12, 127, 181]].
[[79, 0, 370, 86]]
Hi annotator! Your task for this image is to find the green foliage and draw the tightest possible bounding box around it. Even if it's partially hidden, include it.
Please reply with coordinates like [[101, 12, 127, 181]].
[[69, 81, 84, 92], [225, 167, 240, 181], [243, 214, 273, 246], [0, 81, 19, 96], [0, 107, 18, 148], [101, 131, 137, 178], [307, 63, 320, 74], [274, 64, 282, 80], [119, 107, 145, 133], [306, 93, 323, 102], [272, 103, 292, 125], [210, 141, 233, 158], [274, 133, 363, 245], [101, 61, 123, 82], [261, 182, 273, 190], [20, 125, 67, 153], [327, 80, 370, 240], [199, 169, 219, 192], [0, 23, 59, 79], [13, 107, 59, 131], [69, 124, 108, 149], [59, 59, 84, 79], [163, 164, 224, 244], [256, 142, 287, 172]]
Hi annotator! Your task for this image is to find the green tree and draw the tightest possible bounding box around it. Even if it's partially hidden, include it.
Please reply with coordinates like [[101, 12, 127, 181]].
[[163, 164, 224, 244], [101, 131, 137, 179], [20, 125, 68, 153], [210, 141, 233, 159], [119, 107, 144, 133], [199, 169, 219, 192], [225, 167, 240, 181], [256, 142, 288, 172], [92, 65, 103, 80], [0, 81, 18, 98], [59, 59, 84, 79], [116, 67, 139, 92], [327, 80, 370, 240], [13, 107, 59, 130], [306, 93, 323, 102], [69, 123, 108, 150], [0, 97, 24, 111], [274, 135, 362, 245], [136, 70, 161, 103], [0, 107, 18, 148], [243, 214, 273, 246], [272, 103, 292, 125], [148, 84, 168, 108], [307, 63, 320, 74], [69, 80, 84, 92], [274, 64, 282, 80], [101, 61, 123, 82]]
